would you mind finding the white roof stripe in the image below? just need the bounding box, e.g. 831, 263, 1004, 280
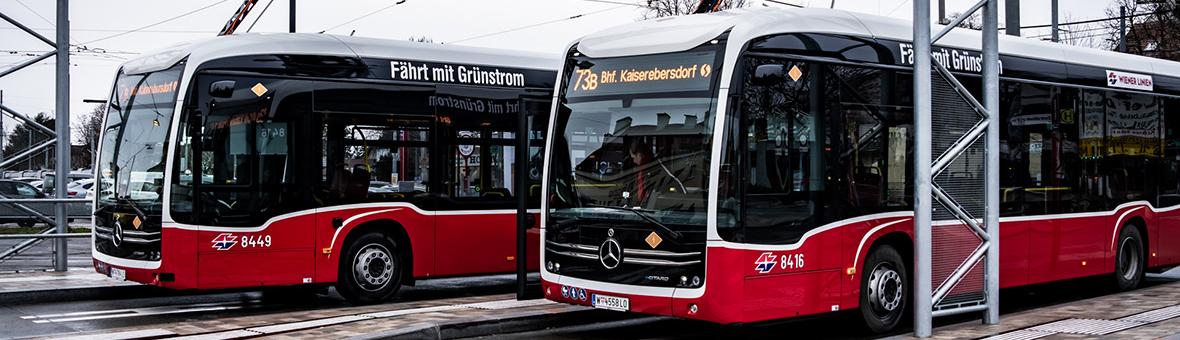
575, 7, 1178, 81
120, 33, 561, 75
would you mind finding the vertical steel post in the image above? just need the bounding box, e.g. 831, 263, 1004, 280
1004, 0, 1020, 36
982, 0, 1001, 325
1050, 0, 1059, 42
938, 0, 946, 24
1119, 6, 1127, 52
515, 104, 529, 300
913, 0, 933, 337
53, 0, 70, 272
289, 0, 296, 33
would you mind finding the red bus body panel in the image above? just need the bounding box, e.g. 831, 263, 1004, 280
543, 202, 1180, 324
94, 204, 540, 290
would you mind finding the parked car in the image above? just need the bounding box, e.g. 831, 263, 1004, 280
0, 179, 90, 227
369, 181, 396, 193
42, 171, 94, 195
65, 179, 96, 198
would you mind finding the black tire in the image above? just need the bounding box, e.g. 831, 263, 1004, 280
17, 221, 36, 228
336, 232, 404, 305
860, 244, 908, 334
1114, 226, 1146, 291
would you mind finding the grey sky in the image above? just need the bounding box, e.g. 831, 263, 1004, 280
0, 0, 1116, 139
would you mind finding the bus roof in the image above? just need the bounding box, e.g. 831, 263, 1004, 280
574, 7, 1180, 80
120, 33, 561, 75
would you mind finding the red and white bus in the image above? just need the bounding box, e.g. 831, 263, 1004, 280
541, 7, 1180, 332
92, 34, 556, 303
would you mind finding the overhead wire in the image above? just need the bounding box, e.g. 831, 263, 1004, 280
246, 0, 276, 33
13, 0, 84, 45
318, 0, 407, 34
78, 0, 230, 45
449, 5, 628, 44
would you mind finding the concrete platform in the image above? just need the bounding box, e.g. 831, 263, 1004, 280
899, 279, 1180, 339
0, 268, 147, 304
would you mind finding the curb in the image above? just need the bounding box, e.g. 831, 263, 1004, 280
349, 308, 632, 340
0, 284, 163, 304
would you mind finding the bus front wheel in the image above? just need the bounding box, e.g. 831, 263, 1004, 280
337, 232, 404, 305
859, 244, 908, 334
1114, 225, 1145, 291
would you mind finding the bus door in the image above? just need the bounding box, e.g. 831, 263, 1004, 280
311, 82, 437, 279
432, 87, 525, 276
185, 75, 319, 288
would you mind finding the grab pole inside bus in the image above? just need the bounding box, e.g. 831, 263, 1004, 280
515, 100, 529, 300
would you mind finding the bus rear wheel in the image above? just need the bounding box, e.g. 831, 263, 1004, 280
337, 232, 404, 305
860, 244, 908, 334
1114, 226, 1145, 291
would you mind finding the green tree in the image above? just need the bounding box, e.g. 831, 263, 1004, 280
2, 112, 54, 171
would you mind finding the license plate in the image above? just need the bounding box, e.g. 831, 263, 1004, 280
109, 267, 126, 281
591, 294, 629, 312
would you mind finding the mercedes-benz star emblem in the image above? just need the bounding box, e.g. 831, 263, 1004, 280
599, 238, 623, 269
112, 220, 125, 247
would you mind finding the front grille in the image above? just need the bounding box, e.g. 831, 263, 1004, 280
546, 241, 701, 267
94, 225, 161, 244
93, 207, 162, 261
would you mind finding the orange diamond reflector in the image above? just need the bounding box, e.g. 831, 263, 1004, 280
251, 83, 268, 97
132, 216, 142, 229
788, 65, 804, 82
645, 232, 663, 249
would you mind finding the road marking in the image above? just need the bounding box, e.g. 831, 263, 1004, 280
54, 328, 176, 340
21, 300, 262, 323
168, 298, 555, 339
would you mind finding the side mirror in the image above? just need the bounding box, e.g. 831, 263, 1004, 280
752, 64, 785, 87
209, 80, 236, 98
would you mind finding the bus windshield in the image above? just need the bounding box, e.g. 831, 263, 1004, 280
96, 62, 183, 213
548, 48, 720, 229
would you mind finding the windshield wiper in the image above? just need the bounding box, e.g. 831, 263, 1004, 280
117, 196, 148, 221
582, 203, 684, 240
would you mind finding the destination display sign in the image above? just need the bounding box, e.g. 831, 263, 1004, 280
365, 58, 553, 89
566, 51, 717, 97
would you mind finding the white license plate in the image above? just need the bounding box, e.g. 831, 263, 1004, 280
592, 294, 629, 312
109, 267, 126, 281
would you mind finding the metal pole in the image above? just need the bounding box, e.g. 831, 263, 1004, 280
938, 0, 946, 24
913, 0, 933, 337
1051, 0, 1059, 42
53, 0, 70, 272
289, 0, 296, 33
0, 90, 4, 164
1004, 0, 1020, 36
515, 103, 529, 300
1119, 6, 1128, 52
982, 0, 1001, 325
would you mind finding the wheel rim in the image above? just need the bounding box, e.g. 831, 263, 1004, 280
353, 244, 395, 292
1119, 236, 1141, 281
867, 263, 904, 319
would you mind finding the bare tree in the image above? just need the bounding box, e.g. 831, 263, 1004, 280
73, 104, 105, 169
945, 11, 982, 30
1057, 14, 1101, 49
1101, 0, 1180, 61
642, 0, 748, 19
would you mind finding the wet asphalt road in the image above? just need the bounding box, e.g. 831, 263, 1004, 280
0, 274, 526, 339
